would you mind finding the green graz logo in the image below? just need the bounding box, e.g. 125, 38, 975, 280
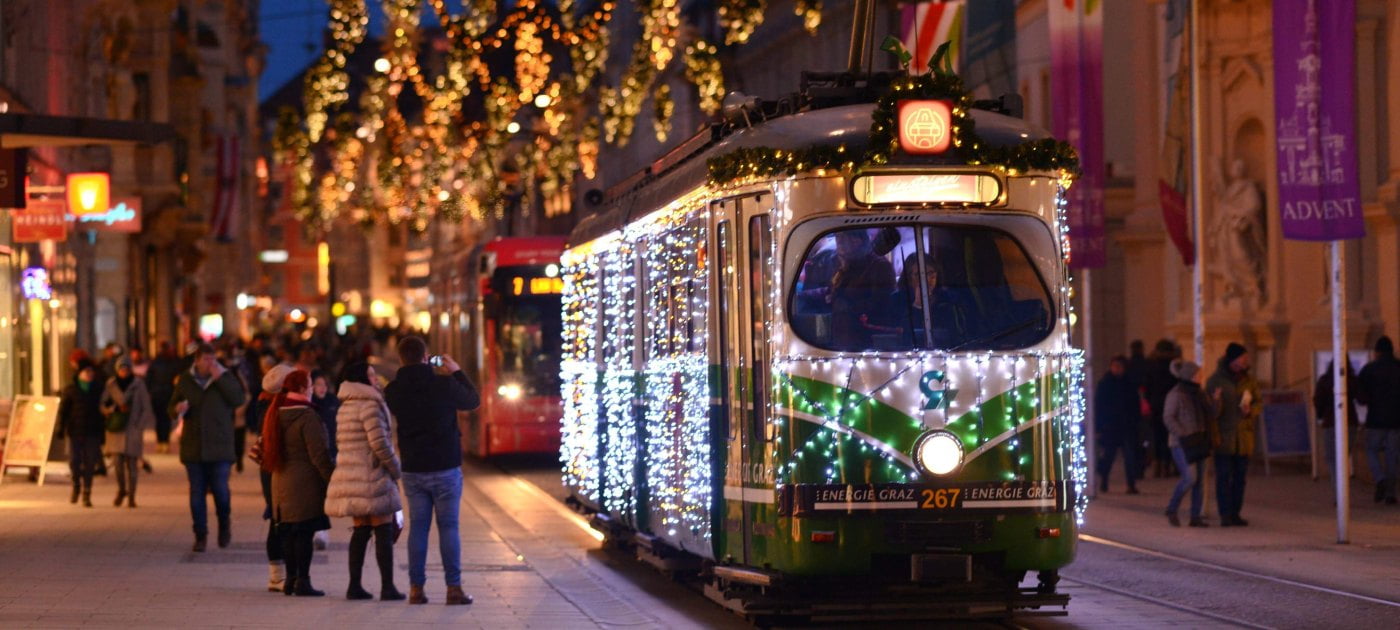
919, 370, 958, 411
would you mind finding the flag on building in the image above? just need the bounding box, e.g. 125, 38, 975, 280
1158, 0, 1194, 264
211, 135, 240, 243
901, 1, 965, 75
1272, 0, 1364, 241
960, 0, 1017, 99
1049, 0, 1105, 269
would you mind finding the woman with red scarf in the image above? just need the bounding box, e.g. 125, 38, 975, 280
261, 370, 335, 596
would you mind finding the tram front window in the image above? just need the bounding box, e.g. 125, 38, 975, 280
790, 223, 1054, 352
490, 264, 564, 398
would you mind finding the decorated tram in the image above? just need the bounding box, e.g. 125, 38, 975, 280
558, 68, 1087, 621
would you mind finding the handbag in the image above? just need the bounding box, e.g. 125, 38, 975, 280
105, 411, 129, 433
1179, 431, 1210, 463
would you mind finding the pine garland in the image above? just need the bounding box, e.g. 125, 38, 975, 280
707, 72, 1080, 186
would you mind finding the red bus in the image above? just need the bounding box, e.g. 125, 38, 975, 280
433, 236, 566, 457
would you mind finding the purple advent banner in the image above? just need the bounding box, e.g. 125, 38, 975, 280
1272, 0, 1365, 241
1049, 0, 1105, 268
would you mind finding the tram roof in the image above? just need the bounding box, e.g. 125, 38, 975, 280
569, 84, 1053, 248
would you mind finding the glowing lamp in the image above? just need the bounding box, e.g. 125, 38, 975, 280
896, 100, 953, 155
914, 431, 964, 476
66, 172, 110, 216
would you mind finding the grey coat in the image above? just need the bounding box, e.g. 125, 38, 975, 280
1162, 381, 1214, 448
100, 377, 155, 457
324, 382, 402, 518
270, 406, 335, 524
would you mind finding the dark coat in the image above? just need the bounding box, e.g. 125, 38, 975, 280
312, 393, 340, 463
384, 364, 480, 473
268, 405, 334, 524
1313, 368, 1359, 429
170, 369, 247, 464
1357, 355, 1400, 430
145, 355, 181, 400
1094, 372, 1139, 441
1144, 355, 1177, 420
58, 381, 106, 440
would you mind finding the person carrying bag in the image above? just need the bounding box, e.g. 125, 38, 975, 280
1163, 359, 1215, 527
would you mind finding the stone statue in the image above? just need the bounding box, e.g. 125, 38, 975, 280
1207, 158, 1267, 307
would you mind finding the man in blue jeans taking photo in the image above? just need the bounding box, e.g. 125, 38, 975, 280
384, 335, 480, 605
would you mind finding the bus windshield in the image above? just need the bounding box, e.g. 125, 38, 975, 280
789, 222, 1054, 352
491, 267, 564, 396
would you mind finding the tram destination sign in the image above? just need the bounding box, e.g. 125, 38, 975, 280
850, 172, 1002, 206
781, 480, 1072, 516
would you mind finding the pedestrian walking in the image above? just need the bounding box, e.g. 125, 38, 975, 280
384, 336, 480, 606
1162, 359, 1213, 527
58, 360, 105, 507
325, 361, 405, 601
100, 357, 155, 508
1095, 356, 1140, 494
1204, 342, 1260, 526
146, 342, 181, 453
1313, 359, 1359, 502
170, 344, 247, 551
1356, 336, 1400, 504
262, 370, 335, 597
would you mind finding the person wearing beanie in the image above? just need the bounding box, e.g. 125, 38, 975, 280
57, 360, 105, 507
253, 358, 296, 591
1204, 342, 1260, 526
1162, 359, 1213, 527
100, 357, 156, 507
1357, 336, 1400, 504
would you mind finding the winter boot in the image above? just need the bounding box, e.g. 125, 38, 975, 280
373, 523, 405, 601
444, 585, 472, 606
192, 535, 207, 552
293, 576, 325, 597
82, 489, 93, 508
114, 489, 126, 506
70, 484, 80, 504
346, 526, 373, 600
408, 585, 427, 605
267, 562, 286, 592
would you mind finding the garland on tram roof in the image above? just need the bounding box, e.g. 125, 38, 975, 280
706, 45, 1081, 187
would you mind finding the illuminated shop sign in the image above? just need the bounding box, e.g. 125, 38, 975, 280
66, 172, 110, 216
850, 173, 1001, 206
21, 267, 52, 300
71, 197, 142, 232
897, 100, 953, 155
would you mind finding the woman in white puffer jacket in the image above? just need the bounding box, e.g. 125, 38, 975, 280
325, 362, 405, 601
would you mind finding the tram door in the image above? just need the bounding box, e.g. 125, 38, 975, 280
715, 195, 771, 564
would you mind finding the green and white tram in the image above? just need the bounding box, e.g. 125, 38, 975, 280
559, 71, 1087, 620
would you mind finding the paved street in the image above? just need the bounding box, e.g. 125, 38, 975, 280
4, 450, 1398, 629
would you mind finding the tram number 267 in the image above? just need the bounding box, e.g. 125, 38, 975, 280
920, 488, 962, 510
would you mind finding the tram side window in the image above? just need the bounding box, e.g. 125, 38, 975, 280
790, 223, 1053, 352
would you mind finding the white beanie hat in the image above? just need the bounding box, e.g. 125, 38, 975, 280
261, 364, 295, 394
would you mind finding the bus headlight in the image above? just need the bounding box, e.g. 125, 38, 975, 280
914, 431, 964, 476
497, 384, 523, 401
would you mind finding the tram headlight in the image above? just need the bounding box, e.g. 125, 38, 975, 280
498, 383, 523, 401
914, 431, 964, 477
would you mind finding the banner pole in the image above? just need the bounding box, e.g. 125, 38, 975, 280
1083, 268, 1096, 499
1187, 0, 1212, 518
1330, 240, 1350, 544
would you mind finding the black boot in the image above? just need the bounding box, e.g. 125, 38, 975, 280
281, 529, 298, 595
82, 489, 93, 508
373, 523, 405, 601
346, 526, 373, 600
293, 532, 323, 596
71, 484, 81, 504
217, 517, 231, 549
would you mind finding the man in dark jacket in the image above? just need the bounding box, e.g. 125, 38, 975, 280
1357, 336, 1400, 504
1144, 340, 1180, 477
170, 344, 246, 551
384, 336, 480, 606
58, 360, 105, 507
1095, 356, 1140, 494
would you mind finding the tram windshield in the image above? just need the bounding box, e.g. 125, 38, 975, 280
790, 223, 1054, 352
490, 266, 564, 396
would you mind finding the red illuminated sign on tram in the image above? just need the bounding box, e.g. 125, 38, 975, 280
897, 100, 954, 155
